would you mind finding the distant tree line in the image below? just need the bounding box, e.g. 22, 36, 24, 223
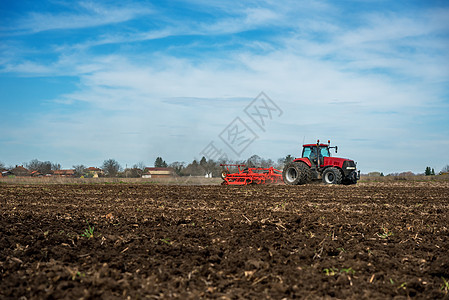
0, 155, 296, 178
1, 159, 449, 178
365, 165, 449, 177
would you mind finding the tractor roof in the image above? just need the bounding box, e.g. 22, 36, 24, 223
303, 144, 329, 147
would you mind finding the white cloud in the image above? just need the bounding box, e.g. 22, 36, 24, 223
281, 7, 449, 87
53, 28, 177, 52
2, 61, 54, 74
4, 44, 442, 172
8, 1, 153, 34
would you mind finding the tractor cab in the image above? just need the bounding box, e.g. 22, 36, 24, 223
302, 144, 330, 167
302, 141, 338, 168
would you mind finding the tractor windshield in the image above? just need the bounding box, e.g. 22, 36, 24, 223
302, 146, 330, 159
320, 147, 330, 157
302, 147, 312, 158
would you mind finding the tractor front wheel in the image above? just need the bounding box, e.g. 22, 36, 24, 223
282, 162, 311, 185
322, 167, 342, 184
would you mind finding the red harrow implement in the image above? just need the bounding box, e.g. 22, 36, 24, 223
220, 164, 284, 185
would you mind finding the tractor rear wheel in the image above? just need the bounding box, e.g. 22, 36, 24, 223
282, 162, 311, 185
322, 167, 342, 184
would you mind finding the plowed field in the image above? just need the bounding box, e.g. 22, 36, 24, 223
1, 182, 448, 299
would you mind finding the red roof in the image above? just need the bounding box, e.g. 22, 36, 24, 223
14, 165, 29, 171
11, 165, 30, 176
87, 167, 102, 171
53, 169, 75, 175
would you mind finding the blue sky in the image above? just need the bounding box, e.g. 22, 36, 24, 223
1, 0, 448, 173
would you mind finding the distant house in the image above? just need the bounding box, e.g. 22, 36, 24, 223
142, 167, 174, 178
52, 169, 75, 177
1, 170, 13, 177
86, 167, 103, 178
11, 165, 31, 177
30, 170, 43, 177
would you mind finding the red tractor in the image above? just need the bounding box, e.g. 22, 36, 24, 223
283, 140, 360, 185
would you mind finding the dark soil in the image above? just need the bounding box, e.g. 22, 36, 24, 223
1, 182, 448, 299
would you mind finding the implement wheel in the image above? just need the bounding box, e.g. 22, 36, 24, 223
221, 170, 229, 180
282, 162, 311, 185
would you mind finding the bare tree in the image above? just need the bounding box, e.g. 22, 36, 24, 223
122, 162, 146, 178
51, 163, 61, 170
182, 160, 202, 176
26, 159, 56, 174
441, 164, 449, 174
246, 155, 261, 167
123, 168, 138, 178
134, 161, 146, 171
123, 164, 141, 178
26, 159, 41, 171
102, 159, 122, 177
260, 158, 274, 168
276, 155, 294, 169
73, 165, 87, 177
0, 161, 5, 170
169, 161, 185, 176
199, 157, 216, 176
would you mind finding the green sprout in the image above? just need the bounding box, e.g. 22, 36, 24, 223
81, 221, 95, 238
441, 277, 449, 294
160, 238, 172, 245
340, 268, 355, 275
323, 268, 338, 276
324, 267, 355, 276
377, 226, 393, 239
397, 282, 407, 290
